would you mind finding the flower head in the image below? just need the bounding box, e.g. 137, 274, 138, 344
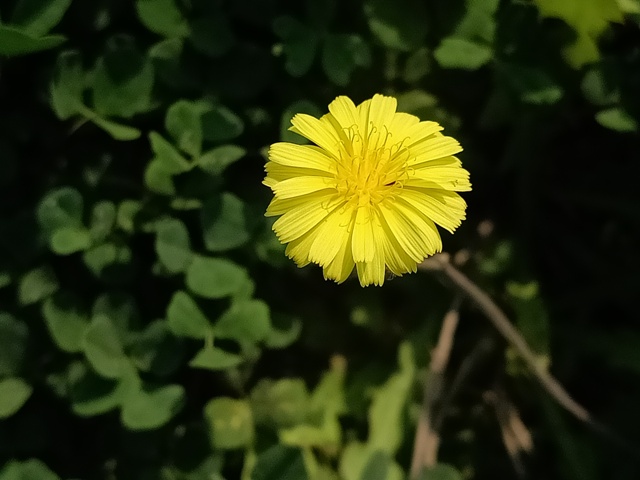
264, 94, 471, 286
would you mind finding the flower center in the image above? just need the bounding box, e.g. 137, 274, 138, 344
335, 126, 409, 207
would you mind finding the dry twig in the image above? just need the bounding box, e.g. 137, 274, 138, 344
409, 299, 461, 479
485, 389, 534, 478
420, 253, 639, 455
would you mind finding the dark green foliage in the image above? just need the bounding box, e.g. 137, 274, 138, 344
1, 0, 640, 479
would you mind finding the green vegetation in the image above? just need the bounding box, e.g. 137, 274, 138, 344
1, 0, 639, 479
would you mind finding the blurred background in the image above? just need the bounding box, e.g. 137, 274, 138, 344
1, 0, 639, 479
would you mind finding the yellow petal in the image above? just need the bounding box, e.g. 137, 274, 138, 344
408, 135, 463, 164
265, 162, 334, 184
328, 96, 359, 129
351, 206, 376, 263
290, 114, 342, 158
378, 200, 441, 261
377, 203, 423, 262
367, 94, 398, 128
355, 216, 386, 286
392, 200, 443, 253
272, 176, 336, 199
401, 188, 467, 233
323, 232, 355, 283
404, 121, 443, 146
407, 157, 472, 192
388, 112, 420, 140
272, 195, 342, 243
285, 227, 318, 267
358, 94, 398, 150
309, 205, 355, 267
266, 190, 334, 217
379, 222, 418, 277
269, 143, 337, 174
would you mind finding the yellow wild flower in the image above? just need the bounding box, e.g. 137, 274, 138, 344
264, 94, 471, 286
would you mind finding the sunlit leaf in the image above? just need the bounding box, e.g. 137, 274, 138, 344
0, 377, 32, 418
204, 397, 254, 449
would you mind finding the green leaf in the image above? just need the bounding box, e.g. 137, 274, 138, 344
145, 159, 176, 195
92, 36, 154, 118
82, 241, 132, 279
321, 34, 371, 86
202, 106, 244, 143
50, 226, 92, 254
368, 342, 415, 454
149, 131, 191, 173
279, 413, 341, 448
189, 14, 235, 57
82, 109, 142, 140
264, 314, 302, 349
165, 100, 208, 157
581, 66, 620, 106
197, 145, 246, 175
189, 346, 243, 371
250, 378, 309, 428
166, 290, 212, 339
186, 255, 249, 299
89, 201, 117, 242
42, 292, 89, 353
419, 464, 464, 480
506, 281, 550, 357
135, 0, 189, 38
82, 315, 129, 379
363, 0, 428, 51
280, 358, 346, 448
215, 300, 271, 343
11, 0, 72, 36
251, 445, 308, 480
359, 450, 393, 480
280, 100, 322, 144
18, 266, 59, 305
453, 0, 499, 43
0, 459, 60, 480
0, 313, 28, 376
69, 363, 128, 416
121, 383, 185, 430
117, 200, 142, 233
37, 187, 83, 236
129, 320, 184, 376
534, 0, 623, 68
339, 443, 403, 480
92, 292, 139, 339
0, 272, 11, 290
595, 107, 638, 132
403, 47, 431, 83
0, 25, 65, 56
434, 37, 492, 70
309, 357, 347, 417
204, 397, 254, 449
0, 377, 32, 418
155, 217, 192, 273
50, 50, 84, 119
67, 103, 141, 140
273, 16, 319, 76
501, 64, 563, 105
201, 193, 251, 252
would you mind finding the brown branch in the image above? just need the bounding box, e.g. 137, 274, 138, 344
433, 335, 495, 433
485, 389, 533, 478
420, 253, 590, 422
409, 299, 461, 480
420, 254, 640, 456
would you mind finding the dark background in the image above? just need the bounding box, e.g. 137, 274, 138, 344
1, 0, 639, 479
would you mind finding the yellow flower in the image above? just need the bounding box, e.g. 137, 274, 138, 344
264, 94, 471, 287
